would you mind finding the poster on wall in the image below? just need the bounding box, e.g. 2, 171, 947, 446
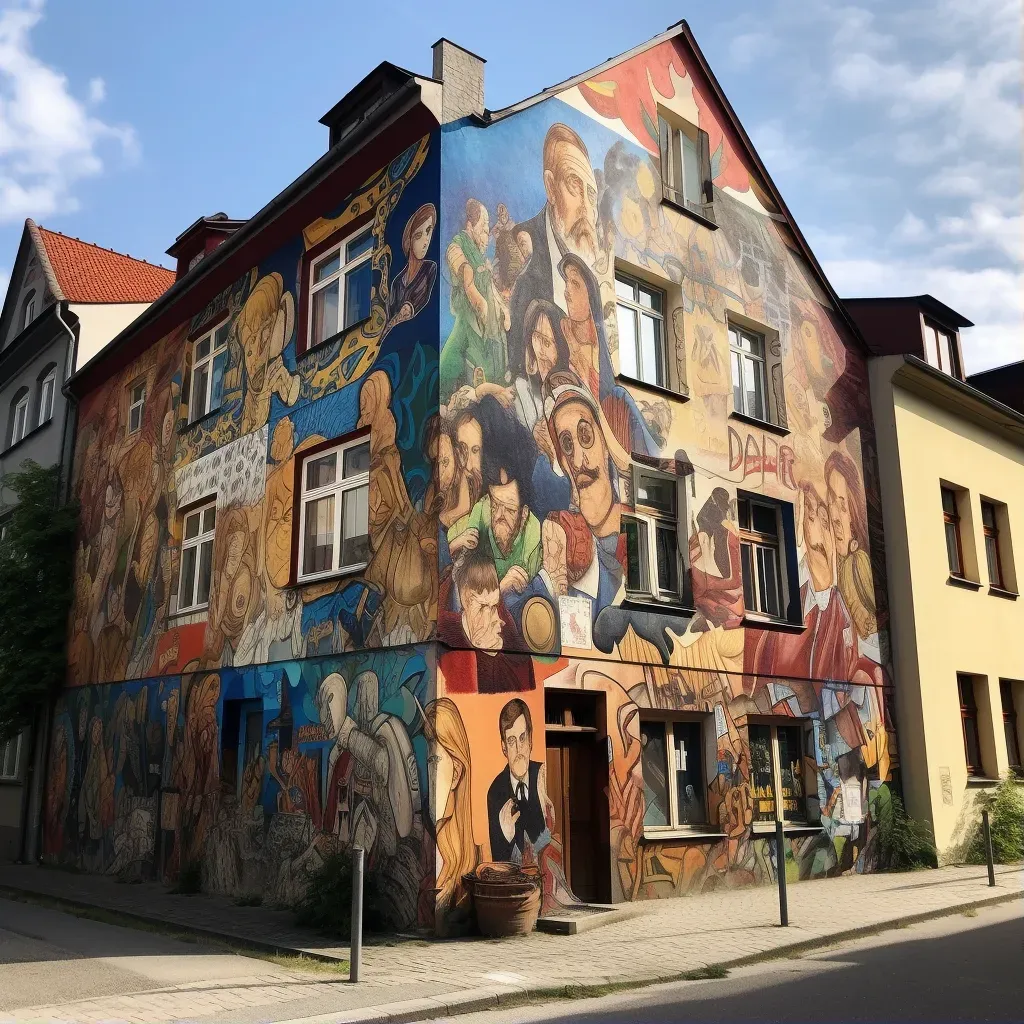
558, 595, 593, 650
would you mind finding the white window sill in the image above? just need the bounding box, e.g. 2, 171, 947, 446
752, 822, 821, 834
169, 605, 208, 625
642, 827, 724, 841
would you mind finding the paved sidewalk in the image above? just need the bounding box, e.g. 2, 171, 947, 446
0, 861, 1020, 1023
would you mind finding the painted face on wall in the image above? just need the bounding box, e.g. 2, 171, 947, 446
826, 467, 855, 558
802, 484, 835, 593
468, 208, 490, 253
562, 264, 591, 323
428, 739, 463, 827
489, 475, 523, 557
501, 713, 531, 782
545, 140, 599, 263
553, 399, 613, 532
528, 314, 559, 381
436, 432, 456, 494
461, 581, 502, 649
456, 416, 483, 481
410, 216, 435, 261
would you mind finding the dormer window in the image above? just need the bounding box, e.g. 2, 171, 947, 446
924, 322, 959, 378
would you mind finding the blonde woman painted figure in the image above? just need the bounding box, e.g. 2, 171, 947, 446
423, 698, 477, 934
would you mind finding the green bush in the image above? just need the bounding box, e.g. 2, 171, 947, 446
293, 852, 389, 937
969, 778, 1024, 865
873, 787, 937, 871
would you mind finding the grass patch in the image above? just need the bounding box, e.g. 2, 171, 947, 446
259, 951, 349, 975
962, 907, 979, 918
680, 964, 730, 981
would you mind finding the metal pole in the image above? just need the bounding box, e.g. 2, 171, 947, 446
775, 819, 789, 927
349, 846, 364, 983
981, 810, 996, 887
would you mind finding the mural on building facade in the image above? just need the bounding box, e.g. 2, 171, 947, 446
433, 36, 895, 916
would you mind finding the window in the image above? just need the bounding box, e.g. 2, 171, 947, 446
658, 114, 714, 222
220, 699, 263, 797
749, 722, 808, 824
307, 228, 374, 351
924, 323, 959, 377
730, 324, 768, 422
942, 487, 964, 578
640, 718, 708, 828
190, 321, 230, 422
615, 273, 667, 388
1000, 681, 1022, 777
958, 674, 984, 777
738, 496, 784, 619
37, 368, 56, 427
11, 390, 30, 446
298, 437, 370, 581
624, 469, 681, 602
21, 291, 36, 330
128, 381, 146, 435
981, 500, 1004, 589
0, 732, 21, 780
177, 500, 216, 612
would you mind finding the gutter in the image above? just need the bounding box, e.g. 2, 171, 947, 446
67, 76, 429, 397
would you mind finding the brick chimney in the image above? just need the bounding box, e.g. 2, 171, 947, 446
431, 38, 485, 123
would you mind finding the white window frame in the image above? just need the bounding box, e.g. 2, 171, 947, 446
190, 321, 230, 422
639, 716, 710, 831
11, 392, 30, 445
22, 292, 36, 330
738, 495, 787, 620
0, 731, 22, 780
306, 226, 374, 351
924, 321, 958, 377
729, 323, 768, 422
177, 499, 217, 612
297, 436, 371, 583
624, 466, 682, 603
615, 272, 667, 388
128, 381, 146, 435
38, 369, 56, 427
749, 720, 810, 827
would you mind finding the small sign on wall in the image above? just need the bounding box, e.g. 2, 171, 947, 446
940, 766, 954, 805
558, 595, 592, 650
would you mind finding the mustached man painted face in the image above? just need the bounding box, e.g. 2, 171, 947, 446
552, 398, 616, 537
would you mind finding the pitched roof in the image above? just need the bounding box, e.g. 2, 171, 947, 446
34, 225, 176, 304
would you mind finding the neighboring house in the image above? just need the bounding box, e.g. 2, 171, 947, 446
0, 220, 174, 861
48, 24, 897, 929
967, 360, 1024, 416
850, 296, 1024, 860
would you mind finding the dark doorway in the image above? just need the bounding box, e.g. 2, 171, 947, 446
544, 690, 610, 904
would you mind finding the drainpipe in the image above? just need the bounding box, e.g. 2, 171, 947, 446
18, 301, 78, 864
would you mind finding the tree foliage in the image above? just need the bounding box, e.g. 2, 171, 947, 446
968, 778, 1024, 865
0, 460, 78, 741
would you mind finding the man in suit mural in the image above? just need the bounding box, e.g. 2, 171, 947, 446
486, 698, 550, 861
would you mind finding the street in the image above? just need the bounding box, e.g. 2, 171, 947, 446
424, 900, 1024, 1024
0, 893, 1020, 1022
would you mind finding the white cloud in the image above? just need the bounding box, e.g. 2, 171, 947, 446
892, 211, 929, 244
0, 0, 136, 224
729, 31, 777, 67
88, 76, 105, 103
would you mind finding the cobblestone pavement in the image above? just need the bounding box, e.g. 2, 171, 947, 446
0, 862, 1020, 1022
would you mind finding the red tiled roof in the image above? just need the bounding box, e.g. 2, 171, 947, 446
36, 226, 176, 304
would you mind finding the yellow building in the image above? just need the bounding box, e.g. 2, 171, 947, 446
850, 296, 1024, 858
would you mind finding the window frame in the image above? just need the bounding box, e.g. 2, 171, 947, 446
748, 720, 811, 826
658, 112, 716, 226
296, 434, 371, 584
729, 323, 769, 423
0, 731, 22, 780
304, 225, 374, 354
738, 495, 786, 621
37, 368, 56, 427
177, 498, 217, 613
639, 715, 712, 832
942, 486, 965, 579
127, 380, 146, 436
999, 680, 1022, 776
11, 391, 30, 446
623, 466, 683, 604
923, 320, 960, 378
980, 500, 1004, 590
21, 291, 36, 330
189, 321, 230, 424
614, 272, 668, 389
957, 674, 985, 778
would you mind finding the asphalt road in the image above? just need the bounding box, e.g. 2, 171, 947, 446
427, 899, 1024, 1024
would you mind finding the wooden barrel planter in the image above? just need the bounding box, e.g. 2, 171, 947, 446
463, 862, 541, 938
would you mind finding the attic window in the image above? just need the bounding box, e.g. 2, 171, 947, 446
21, 291, 37, 330
659, 113, 716, 227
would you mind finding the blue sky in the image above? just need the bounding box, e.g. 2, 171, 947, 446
0, 0, 1019, 371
